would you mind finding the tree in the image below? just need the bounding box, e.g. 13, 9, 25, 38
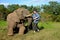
27, 5, 33, 13
20, 5, 27, 9
33, 6, 41, 12
42, 1, 60, 15
0, 5, 5, 13
0, 5, 7, 20
42, 1, 60, 22
7, 4, 20, 13
27, 5, 41, 13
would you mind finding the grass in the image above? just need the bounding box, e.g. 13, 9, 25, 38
0, 20, 60, 40
0, 20, 7, 30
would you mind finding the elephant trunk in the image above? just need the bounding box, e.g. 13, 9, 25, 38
27, 17, 32, 29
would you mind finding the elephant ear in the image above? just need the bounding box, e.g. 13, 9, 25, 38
15, 8, 25, 19
22, 9, 31, 17
15, 8, 30, 18
14, 8, 31, 19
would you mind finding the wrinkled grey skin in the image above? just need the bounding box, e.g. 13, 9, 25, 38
7, 8, 32, 36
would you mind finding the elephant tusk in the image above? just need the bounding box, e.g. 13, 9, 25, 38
26, 14, 32, 17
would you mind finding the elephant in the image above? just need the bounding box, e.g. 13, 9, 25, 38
7, 8, 32, 36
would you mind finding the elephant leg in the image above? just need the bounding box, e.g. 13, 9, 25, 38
18, 23, 25, 35
7, 22, 15, 36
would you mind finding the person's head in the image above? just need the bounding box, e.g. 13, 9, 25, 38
33, 10, 37, 14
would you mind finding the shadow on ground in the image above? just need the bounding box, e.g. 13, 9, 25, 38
13, 26, 32, 34
39, 26, 44, 30
13, 25, 44, 35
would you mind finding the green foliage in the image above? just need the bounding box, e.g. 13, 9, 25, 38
42, 1, 60, 15
20, 5, 27, 9
7, 4, 20, 13
0, 5, 5, 13
0, 5, 8, 20
27, 5, 33, 13
42, 1, 60, 22
27, 6, 41, 13
0, 4, 41, 20
52, 15, 60, 22
0, 1, 60, 22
